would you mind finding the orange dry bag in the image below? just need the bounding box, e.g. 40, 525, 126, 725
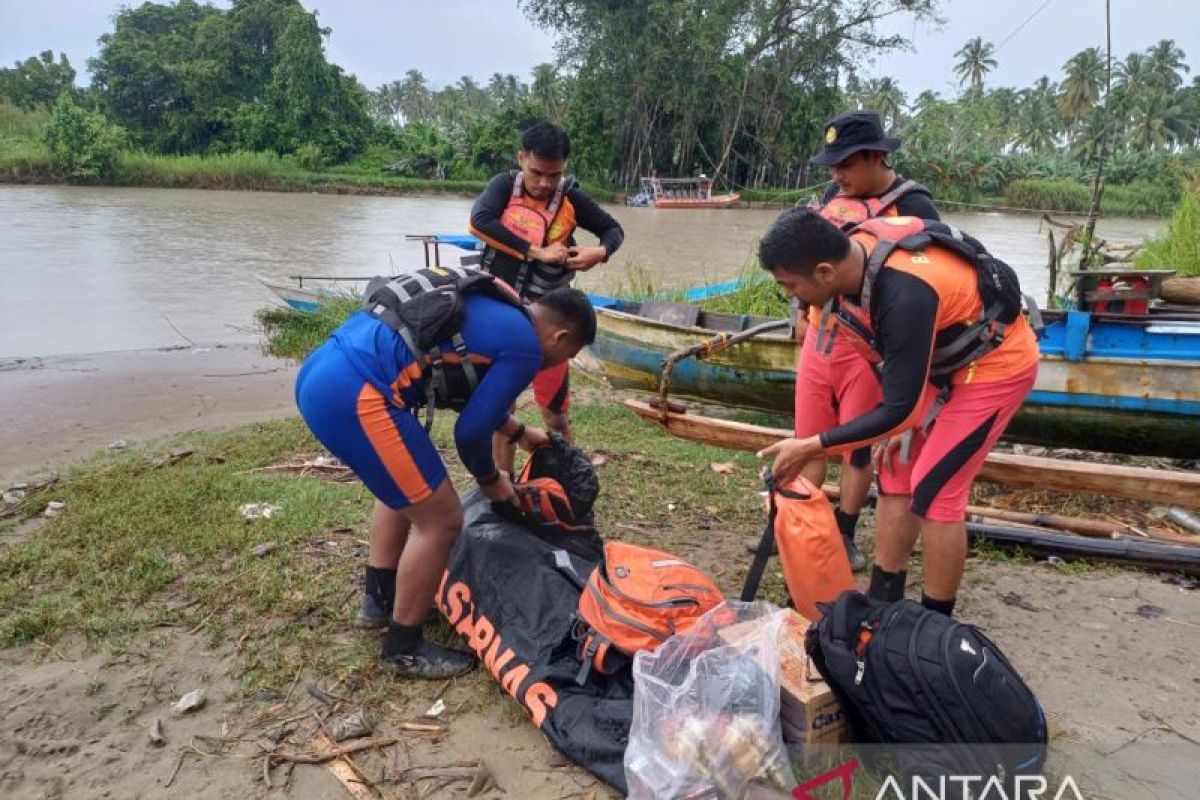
741, 473, 855, 621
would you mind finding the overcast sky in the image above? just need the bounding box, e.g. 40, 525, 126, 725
2, 0, 1197, 99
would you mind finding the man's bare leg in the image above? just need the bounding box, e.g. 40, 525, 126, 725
867, 494, 919, 602
368, 499, 410, 568
541, 407, 572, 442
915, 518, 967, 616
492, 430, 517, 476
391, 480, 462, 625
380, 479, 475, 679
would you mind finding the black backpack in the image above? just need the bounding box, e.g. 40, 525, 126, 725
806, 591, 1047, 782
843, 218, 1042, 382
363, 265, 528, 427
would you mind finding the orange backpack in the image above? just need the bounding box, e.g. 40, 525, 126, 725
742, 474, 855, 622
574, 541, 724, 682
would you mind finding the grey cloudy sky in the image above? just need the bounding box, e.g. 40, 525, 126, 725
1, 0, 1197, 98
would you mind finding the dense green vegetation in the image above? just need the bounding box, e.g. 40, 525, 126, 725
0, 0, 1197, 213
1138, 178, 1200, 276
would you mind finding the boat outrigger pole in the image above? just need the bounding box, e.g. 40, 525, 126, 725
657, 318, 793, 421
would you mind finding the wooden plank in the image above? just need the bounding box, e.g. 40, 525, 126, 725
1163, 277, 1200, 306
314, 731, 377, 800
817, 482, 1124, 539
623, 399, 1200, 509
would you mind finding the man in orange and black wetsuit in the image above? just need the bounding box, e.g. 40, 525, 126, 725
469, 121, 624, 471
799, 111, 941, 571
758, 209, 1039, 617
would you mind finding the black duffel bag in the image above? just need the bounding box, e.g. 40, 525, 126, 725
806, 591, 1047, 783
436, 492, 633, 792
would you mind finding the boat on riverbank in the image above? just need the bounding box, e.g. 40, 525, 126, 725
632, 177, 740, 209
256, 231, 746, 312
589, 299, 1200, 460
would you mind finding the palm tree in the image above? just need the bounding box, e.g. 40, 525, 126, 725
1069, 107, 1109, 161
455, 75, 490, 118
369, 81, 404, 125
1127, 87, 1188, 150
1111, 53, 1151, 144
1015, 77, 1060, 152
1180, 75, 1200, 148
398, 69, 432, 124
1059, 47, 1106, 128
1116, 52, 1149, 90
531, 63, 561, 117
843, 73, 866, 109
487, 73, 508, 106
864, 77, 905, 129
1145, 39, 1188, 92
985, 87, 1020, 149
486, 73, 526, 108
912, 89, 941, 117
953, 37, 997, 96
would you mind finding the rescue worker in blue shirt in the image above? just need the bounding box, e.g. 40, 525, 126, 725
296, 275, 597, 679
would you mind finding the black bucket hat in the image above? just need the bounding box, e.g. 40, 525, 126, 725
809, 111, 902, 166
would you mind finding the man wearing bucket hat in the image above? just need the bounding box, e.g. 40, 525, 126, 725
791, 111, 940, 572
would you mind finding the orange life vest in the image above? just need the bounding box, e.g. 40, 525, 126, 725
814, 178, 930, 229
482, 172, 578, 298
803, 179, 931, 328
829, 217, 1038, 385
500, 171, 574, 249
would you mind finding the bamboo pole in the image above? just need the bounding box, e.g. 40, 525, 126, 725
624, 399, 1200, 509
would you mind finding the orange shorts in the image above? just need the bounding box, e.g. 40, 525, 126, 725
532, 360, 570, 414
878, 363, 1038, 522
794, 324, 881, 468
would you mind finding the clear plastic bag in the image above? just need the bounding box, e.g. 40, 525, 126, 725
623, 601, 796, 799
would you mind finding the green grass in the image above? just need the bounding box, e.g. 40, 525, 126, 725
111, 149, 302, 189
0, 106, 498, 196
1137, 177, 1200, 277
0, 399, 774, 691
1005, 177, 1179, 217
0, 101, 48, 140
256, 295, 361, 360
0, 107, 616, 200
699, 267, 790, 317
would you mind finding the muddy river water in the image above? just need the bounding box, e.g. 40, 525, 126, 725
0, 184, 1164, 358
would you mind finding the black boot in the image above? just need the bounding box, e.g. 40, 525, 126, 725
380, 622, 475, 680
921, 593, 957, 618
834, 508, 866, 572
356, 566, 396, 629
868, 566, 907, 602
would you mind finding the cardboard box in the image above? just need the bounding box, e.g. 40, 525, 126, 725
720, 610, 848, 747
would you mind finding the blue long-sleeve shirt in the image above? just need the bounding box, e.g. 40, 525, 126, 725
330, 294, 542, 479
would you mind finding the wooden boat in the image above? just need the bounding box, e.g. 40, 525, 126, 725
256, 277, 332, 312
255, 233, 484, 312
622, 399, 1200, 509
589, 300, 1200, 459
256, 231, 747, 313
637, 177, 740, 209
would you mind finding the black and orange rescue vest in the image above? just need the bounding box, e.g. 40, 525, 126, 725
815, 178, 931, 230
828, 217, 1039, 385
802, 178, 932, 329
363, 264, 528, 428
481, 171, 578, 299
